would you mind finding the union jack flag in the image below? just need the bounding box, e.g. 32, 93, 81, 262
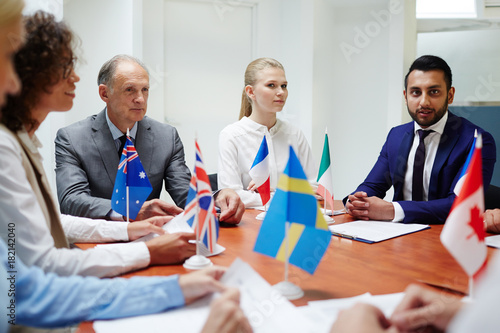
111, 136, 152, 220
184, 140, 219, 254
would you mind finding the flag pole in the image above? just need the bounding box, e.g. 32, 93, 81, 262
272, 223, 304, 300
284, 222, 290, 283
469, 276, 474, 299
324, 127, 328, 215
324, 185, 328, 213
195, 190, 200, 257
126, 187, 129, 223
126, 128, 130, 223
195, 132, 200, 257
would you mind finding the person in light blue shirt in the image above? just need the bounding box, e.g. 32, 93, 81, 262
0, 238, 207, 329
1, 238, 253, 332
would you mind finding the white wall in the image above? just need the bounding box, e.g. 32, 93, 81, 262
23, 0, 64, 195
64, 0, 136, 125
32, 0, 417, 203
418, 28, 500, 104
312, 0, 416, 198
25, 0, 138, 194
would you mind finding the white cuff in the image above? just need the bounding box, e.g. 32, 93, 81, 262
391, 202, 405, 222
108, 209, 125, 221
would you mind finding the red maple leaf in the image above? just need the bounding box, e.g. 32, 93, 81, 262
467, 206, 485, 242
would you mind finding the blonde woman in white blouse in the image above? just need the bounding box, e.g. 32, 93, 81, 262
218, 58, 317, 208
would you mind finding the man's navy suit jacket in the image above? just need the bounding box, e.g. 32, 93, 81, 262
353, 111, 496, 224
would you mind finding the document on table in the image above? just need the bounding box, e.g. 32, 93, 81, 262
486, 234, 500, 248
93, 258, 318, 333
304, 292, 405, 324
96, 212, 225, 257
329, 221, 430, 243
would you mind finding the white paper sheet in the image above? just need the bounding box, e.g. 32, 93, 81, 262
486, 234, 500, 248
94, 258, 317, 333
93, 257, 407, 333
329, 221, 430, 243
307, 292, 405, 322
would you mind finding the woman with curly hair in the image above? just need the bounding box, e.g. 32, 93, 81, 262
0, 10, 201, 278
1, 9, 78, 134
0, 8, 252, 332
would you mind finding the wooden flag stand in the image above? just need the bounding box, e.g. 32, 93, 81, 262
272, 222, 304, 300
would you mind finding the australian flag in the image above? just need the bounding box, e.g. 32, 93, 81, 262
184, 140, 219, 254
111, 136, 152, 220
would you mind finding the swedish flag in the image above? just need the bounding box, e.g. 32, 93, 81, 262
253, 146, 331, 274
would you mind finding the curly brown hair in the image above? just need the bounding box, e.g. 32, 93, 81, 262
0, 10, 77, 132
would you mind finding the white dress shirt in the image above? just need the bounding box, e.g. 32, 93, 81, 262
218, 117, 317, 208
0, 128, 150, 277
392, 111, 448, 221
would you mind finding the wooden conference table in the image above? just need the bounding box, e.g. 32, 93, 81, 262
77, 201, 498, 332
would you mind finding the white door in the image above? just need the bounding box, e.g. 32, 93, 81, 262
163, 0, 257, 173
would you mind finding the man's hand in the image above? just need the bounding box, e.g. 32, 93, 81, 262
201, 288, 253, 333
390, 284, 463, 332
127, 216, 172, 241
247, 180, 258, 192
178, 266, 227, 304
135, 199, 183, 221
346, 191, 395, 221
145, 232, 196, 265
330, 303, 398, 333
215, 189, 245, 225
484, 208, 500, 233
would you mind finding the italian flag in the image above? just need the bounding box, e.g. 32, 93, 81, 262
316, 132, 334, 211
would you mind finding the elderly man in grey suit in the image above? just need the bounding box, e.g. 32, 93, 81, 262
55, 54, 244, 223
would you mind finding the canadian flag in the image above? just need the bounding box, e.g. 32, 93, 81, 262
249, 135, 271, 206
441, 134, 487, 278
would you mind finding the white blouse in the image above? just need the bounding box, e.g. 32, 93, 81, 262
0, 128, 150, 277
218, 117, 317, 208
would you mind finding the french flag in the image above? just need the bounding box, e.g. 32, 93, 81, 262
249, 135, 271, 206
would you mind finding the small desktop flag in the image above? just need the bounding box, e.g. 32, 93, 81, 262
249, 135, 271, 206
441, 134, 487, 279
254, 146, 331, 274
111, 136, 152, 220
454, 129, 477, 195
184, 140, 219, 254
316, 130, 334, 210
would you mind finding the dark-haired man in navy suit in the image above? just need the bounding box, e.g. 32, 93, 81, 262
345, 55, 496, 224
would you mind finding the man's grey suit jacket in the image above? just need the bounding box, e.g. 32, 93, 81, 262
55, 109, 191, 219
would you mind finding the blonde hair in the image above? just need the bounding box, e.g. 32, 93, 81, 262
0, 0, 24, 27
239, 57, 285, 119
